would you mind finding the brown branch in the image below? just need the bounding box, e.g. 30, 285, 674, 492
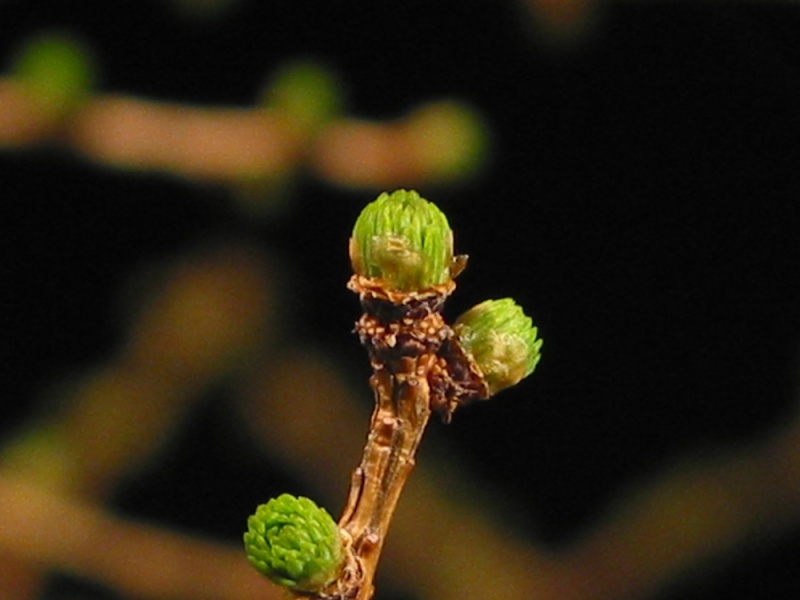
0, 475, 281, 600
0, 78, 484, 191
333, 357, 436, 599
315, 277, 460, 600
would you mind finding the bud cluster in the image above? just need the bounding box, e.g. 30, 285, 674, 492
350, 189, 543, 401
245, 190, 544, 599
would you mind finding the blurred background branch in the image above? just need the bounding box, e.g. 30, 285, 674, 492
2, 1, 800, 599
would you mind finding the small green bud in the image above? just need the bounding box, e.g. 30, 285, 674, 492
244, 494, 343, 592
454, 298, 542, 395
261, 59, 344, 133
409, 101, 489, 183
350, 189, 454, 291
11, 32, 95, 117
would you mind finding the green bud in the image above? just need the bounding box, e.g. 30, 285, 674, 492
453, 298, 542, 395
350, 189, 454, 291
409, 101, 489, 183
12, 32, 95, 117
261, 59, 344, 133
244, 494, 343, 592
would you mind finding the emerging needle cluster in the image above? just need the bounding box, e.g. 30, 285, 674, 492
245, 189, 542, 599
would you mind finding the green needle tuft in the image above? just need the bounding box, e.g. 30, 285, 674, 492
454, 298, 543, 395
244, 494, 343, 592
350, 189, 454, 292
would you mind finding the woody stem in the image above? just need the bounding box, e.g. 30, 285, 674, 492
337, 355, 434, 600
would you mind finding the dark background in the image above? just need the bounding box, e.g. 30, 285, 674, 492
3, 2, 800, 599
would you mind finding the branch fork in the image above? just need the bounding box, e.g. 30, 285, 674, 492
243, 190, 542, 600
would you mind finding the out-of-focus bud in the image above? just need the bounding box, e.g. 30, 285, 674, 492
261, 59, 344, 134
12, 32, 95, 118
